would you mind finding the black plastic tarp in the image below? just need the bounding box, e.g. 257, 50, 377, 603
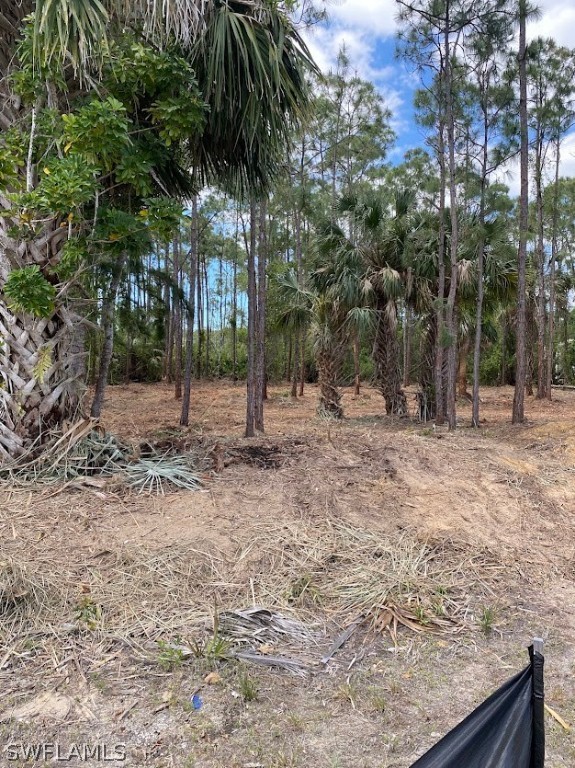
410, 646, 545, 768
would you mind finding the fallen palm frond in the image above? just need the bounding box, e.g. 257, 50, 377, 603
122, 455, 202, 494
0, 419, 202, 494
219, 606, 319, 646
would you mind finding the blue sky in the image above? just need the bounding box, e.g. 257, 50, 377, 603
302, 0, 575, 194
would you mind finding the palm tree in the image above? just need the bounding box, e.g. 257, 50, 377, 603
0, 1, 314, 459
276, 234, 372, 419
337, 191, 413, 416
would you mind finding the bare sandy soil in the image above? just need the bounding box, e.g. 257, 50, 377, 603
1, 382, 574, 767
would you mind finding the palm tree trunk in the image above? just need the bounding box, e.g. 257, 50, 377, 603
374, 299, 407, 416
402, 305, 411, 387
317, 341, 343, 418
0, 182, 86, 459
419, 313, 437, 421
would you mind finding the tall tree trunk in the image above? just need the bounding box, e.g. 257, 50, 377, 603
435, 119, 447, 425
232, 215, 238, 384
174, 233, 183, 400
91, 255, 127, 418
546, 138, 560, 398
255, 199, 267, 431
203, 255, 210, 377
512, 0, 529, 424
245, 199, 258, 437
195, 247, 203, 379
444, 16, 460, 431
535, 131, 547, 399
472, 109, 489, 427
180, 196, 198, 427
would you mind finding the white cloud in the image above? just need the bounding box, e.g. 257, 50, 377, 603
329, 0, 398, 38
529, 0, 575, 48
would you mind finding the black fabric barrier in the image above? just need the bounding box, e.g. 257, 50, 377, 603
410, 647, 545, 767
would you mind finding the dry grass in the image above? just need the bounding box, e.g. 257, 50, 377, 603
1, 383, 574, 767
0, 516, 504, 679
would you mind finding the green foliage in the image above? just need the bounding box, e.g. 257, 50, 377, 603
157, 640, 186, 670
18, 153, 98, 217
10, 16, 67, 102
75, 596, 102, 630
61, 97, 130, 169
238, 669, 259, 702
54, 238, 89, 280
0, 129, 26, 189
138, 198, 183, 242
4, 266, 56, 317
478, 606, 496, 635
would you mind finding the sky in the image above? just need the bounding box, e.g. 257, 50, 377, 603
301, 0, 575, 194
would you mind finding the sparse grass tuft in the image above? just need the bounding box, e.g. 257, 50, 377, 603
239, 669, 259, 702
478, 606, 496, 635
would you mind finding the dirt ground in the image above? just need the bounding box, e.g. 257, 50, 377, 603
1, 381, 574, 767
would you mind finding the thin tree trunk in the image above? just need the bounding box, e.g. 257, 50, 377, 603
232, 216, 238, 384
196, 247, 203, 379
174, 232, 183, 400
91, 255, 127, 418
546, 138, 560, 398
535, 130, 547, 399
245, 198, 258, 437
457, 334, 471, 399
472, 106, 489, 426
499, 313, 508, 386
180, 196, 198, 427
435, 120, 447, 425
291, 334, 299, 398
284, 335, 291, 382
255, 199, 267, 431
512, 0, 529, 424
353, 332, 361, 395
203, 255, 210, 377
444, 15, 460, 431
299, 339, 305, 397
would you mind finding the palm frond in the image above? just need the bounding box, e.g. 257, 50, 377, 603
344, 306, 377, 335
373, 266, 403, 300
